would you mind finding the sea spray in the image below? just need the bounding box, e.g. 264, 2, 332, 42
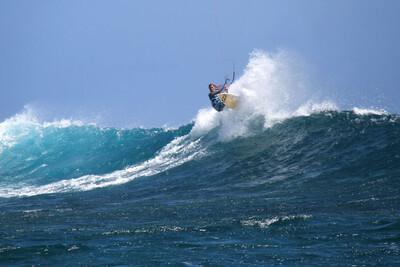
192, 50, 337, 140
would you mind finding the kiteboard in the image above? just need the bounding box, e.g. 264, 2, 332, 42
218, 93, 238, 109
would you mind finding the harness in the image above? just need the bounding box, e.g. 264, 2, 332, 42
209, 93, 225, 112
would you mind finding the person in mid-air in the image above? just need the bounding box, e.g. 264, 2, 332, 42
208, 82, 230, 112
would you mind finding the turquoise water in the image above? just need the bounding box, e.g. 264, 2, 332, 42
0, 111, 399, 266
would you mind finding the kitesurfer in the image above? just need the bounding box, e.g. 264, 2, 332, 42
208, 82, 230, 112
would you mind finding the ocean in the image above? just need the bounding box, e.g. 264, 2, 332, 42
1, 51, 399, 266
0, 109, 399, 266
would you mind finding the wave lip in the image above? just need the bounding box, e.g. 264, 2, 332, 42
0, 108, 85, 153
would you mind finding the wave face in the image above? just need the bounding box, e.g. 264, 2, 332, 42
1, 51, 399, 265
0, 113, 192, 196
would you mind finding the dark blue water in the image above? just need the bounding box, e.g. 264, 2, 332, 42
1, 111, 399, 266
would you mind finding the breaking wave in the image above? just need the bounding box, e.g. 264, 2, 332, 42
1, 51, 398, 198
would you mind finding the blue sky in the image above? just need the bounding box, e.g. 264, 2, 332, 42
1, 0, 399, 127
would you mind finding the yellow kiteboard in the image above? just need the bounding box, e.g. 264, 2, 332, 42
218, 93, 238, 109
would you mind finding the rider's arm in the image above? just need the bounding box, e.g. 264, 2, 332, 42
223, 83, 230, 92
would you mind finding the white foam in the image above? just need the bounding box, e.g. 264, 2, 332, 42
294, 101, 338, 116
0, 105, 208, 198
0, 134, 206, 198
0, 106, 87, 154
192, 50, 337, 141
241, 214, 312, 228
190, 108, 220, 137
352, 107, 388, 116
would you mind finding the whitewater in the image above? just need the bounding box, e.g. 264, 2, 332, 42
0, 51, 399, 266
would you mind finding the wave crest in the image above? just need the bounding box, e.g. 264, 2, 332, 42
192, 50, 337, 140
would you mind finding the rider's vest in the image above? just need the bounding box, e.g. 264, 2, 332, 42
209, 93, 225, 112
